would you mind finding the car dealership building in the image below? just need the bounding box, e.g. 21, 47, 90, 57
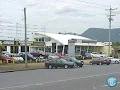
0, 32, 112, 56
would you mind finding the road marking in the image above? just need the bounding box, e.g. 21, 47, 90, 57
0, 72, 120, 90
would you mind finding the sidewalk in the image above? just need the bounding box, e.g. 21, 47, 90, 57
0, 63, 45, 73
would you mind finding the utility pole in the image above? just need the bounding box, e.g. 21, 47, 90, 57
106, 6, 117, 56
41, 25, 46, 52
13, 23, 18, 54
24, 8, 28, 67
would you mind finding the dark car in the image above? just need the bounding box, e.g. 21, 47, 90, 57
30, 52, 48, 59
89, 57, 111, 65
19, 53, 36, 62
65, 57, 84, 67
45, 58, 74, 69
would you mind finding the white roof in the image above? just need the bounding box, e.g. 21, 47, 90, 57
35, 32, 96, 45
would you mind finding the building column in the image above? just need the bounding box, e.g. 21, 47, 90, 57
51, 46, 52, 53
62, 45, 65, 55
87, 46, 89, 52
7, 46, 10, 53
56, 44, 58, 53
43, 46, 45, 52
18, 46, 21, 53
93, 46, 96, 52
80, 46, 81, 55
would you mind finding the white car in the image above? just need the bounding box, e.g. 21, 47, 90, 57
107, 57, 120, 64
13, 56, 24, 63
91, 52, 106, 58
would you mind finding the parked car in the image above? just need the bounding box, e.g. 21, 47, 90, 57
65, 57, 83, 67
0, 55, 13, 63
84, 52, 92, 59
48, 54, 59, 59
89, 57, 111, 65
107, 57, 120, 64
12, 56, 24, 63
91, 52, 106, 58
19, 53, 36, 62
45, 58, 74, 69
30, 52, 48, 59
1, 51, 10, 55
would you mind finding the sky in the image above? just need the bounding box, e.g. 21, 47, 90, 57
0, 0, 120, 40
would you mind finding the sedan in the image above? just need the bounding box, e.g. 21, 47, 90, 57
19, 53, 36, 62
45, 58, 74, 69
12, 56, 24, 63
89, 57, 111, 65
0, 55, 14, 63
65, 57, 83, 67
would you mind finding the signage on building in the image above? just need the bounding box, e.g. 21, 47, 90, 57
68, 39, 77, 43
31, 41, 45, 46
19, 41, 32, 46
2, 40, 14, 45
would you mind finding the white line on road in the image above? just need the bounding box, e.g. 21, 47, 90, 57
0, 72, 120, 90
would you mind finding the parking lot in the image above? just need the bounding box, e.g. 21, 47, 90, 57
0, 64, 120, 90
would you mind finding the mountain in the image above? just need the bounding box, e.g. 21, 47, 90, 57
81, 28, 120, 42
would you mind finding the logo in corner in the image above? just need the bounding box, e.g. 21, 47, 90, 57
107, 76, 118, 87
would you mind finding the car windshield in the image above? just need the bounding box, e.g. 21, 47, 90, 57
60, 59, 67, 62
68, 58, 77, 62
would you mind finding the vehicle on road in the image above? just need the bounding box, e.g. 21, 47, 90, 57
65, 57, 83, 67
89, 57, 111, 65
45, 58, 74, 69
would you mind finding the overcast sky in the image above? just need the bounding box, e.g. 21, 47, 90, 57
0, 0, 120, 40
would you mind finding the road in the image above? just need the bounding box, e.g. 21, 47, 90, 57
0, 64, 120, 90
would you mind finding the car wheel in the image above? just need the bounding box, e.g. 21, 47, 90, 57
48, 65, 52, 69
79, 65, 83, 68
54, 66, 57, 69
64, 65, 68, 69
100, 62, 103, 65
115, 61, 119, 64
74, 63, 77, 68
89, 62, 93, 65
97, 63, 100, 65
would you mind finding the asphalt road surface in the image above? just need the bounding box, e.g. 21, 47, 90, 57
0, 64, 120, 90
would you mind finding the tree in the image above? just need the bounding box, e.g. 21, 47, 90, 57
0, 44, 5, 55
112, 42, 120, 58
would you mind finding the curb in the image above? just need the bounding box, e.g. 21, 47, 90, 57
0, 70, 15, 73
0, 67, 46, 73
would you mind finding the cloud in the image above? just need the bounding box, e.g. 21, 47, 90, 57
55, 6, 95, 17
56, 7, 77, 14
